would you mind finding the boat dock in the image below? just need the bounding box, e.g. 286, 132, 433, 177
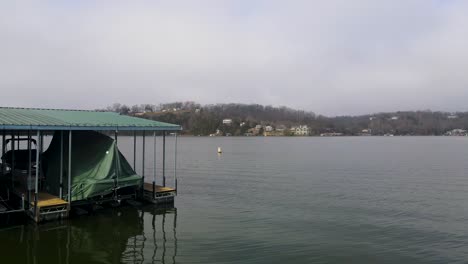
0, 107, 181, 223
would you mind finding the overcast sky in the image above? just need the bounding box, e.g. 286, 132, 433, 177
1, 1, 468, 116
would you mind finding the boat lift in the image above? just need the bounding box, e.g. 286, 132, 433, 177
0, 134, 36, 216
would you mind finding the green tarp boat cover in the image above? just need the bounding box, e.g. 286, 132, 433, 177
43, 131, 141, 201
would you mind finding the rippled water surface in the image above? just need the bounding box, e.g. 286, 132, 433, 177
2, 136, 468, 263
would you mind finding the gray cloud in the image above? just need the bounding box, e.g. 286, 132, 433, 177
1, 0, 468, 116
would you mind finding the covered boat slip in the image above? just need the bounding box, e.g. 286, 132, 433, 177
0, 107, 181, 222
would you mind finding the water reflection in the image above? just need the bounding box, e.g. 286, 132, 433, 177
122, 206, 178, 264
0, 204, 178, 264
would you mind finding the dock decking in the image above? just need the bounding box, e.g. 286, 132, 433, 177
32, 192, 68, 222
143, 183, 176, 204
33, 192, 68, 208
12, 187, 68, 222
143, 183, 176, 193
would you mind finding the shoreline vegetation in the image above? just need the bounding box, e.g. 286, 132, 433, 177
100, 102, 468, 137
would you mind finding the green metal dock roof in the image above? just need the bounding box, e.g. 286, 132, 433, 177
0, 107, 181, 131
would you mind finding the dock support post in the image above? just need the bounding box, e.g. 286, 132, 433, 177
59, 131, 63, 199
2, 129, 6, 176
174, 133, 178, 193
28, 130, 31, 205
11, 133, 15, 187
1, 130, 5, 177
163, 131, 166, 187
153, 131, 156, 198
114, 130, 119, 197
133, 131, 136, 171
40, 133, 44, 156
142, 131, 146, 194
173, 208, 178, 262
34, 131, 40, 219
67, 131, 72, 210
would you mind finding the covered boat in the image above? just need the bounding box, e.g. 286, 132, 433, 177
42, 131, 141, 201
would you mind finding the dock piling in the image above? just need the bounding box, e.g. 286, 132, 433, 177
163, 131, 166, 187
11, 133, 15, 188
59, 131, 63, 199
34, 131, 40, 218
1, 130, 5, 177
174, 132, 178, 193
153, 131, 156, 199
28, 130, 31, 205
142, 131, 146, 195
67, 131, 72, 207
114, 130, 119, 197
133, 131, 137, 171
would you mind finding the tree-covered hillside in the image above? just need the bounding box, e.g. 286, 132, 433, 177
102, 102, 468, 136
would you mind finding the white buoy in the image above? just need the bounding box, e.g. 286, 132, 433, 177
217, 147, 222, 154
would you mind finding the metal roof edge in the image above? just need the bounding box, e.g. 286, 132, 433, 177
0, 106, 104, 112
0, 125, 182, 131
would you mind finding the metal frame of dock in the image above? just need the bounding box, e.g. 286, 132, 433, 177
0, 107, 181, 222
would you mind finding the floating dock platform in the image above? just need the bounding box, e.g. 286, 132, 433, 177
27, 191, 68, 222
143, 183, 176, 204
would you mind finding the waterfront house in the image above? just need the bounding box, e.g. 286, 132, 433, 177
445, 129, 467, 136
222, 119, 233, 125
360, 129, 372, 136
293, 125, 310, 136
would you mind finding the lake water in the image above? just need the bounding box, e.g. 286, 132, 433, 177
2, 136, 468, 263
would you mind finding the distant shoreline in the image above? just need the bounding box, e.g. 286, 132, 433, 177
104, 102, 468, 137
177, 134, 468, 137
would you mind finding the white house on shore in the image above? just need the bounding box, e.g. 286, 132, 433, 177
292, 125, 310, 136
